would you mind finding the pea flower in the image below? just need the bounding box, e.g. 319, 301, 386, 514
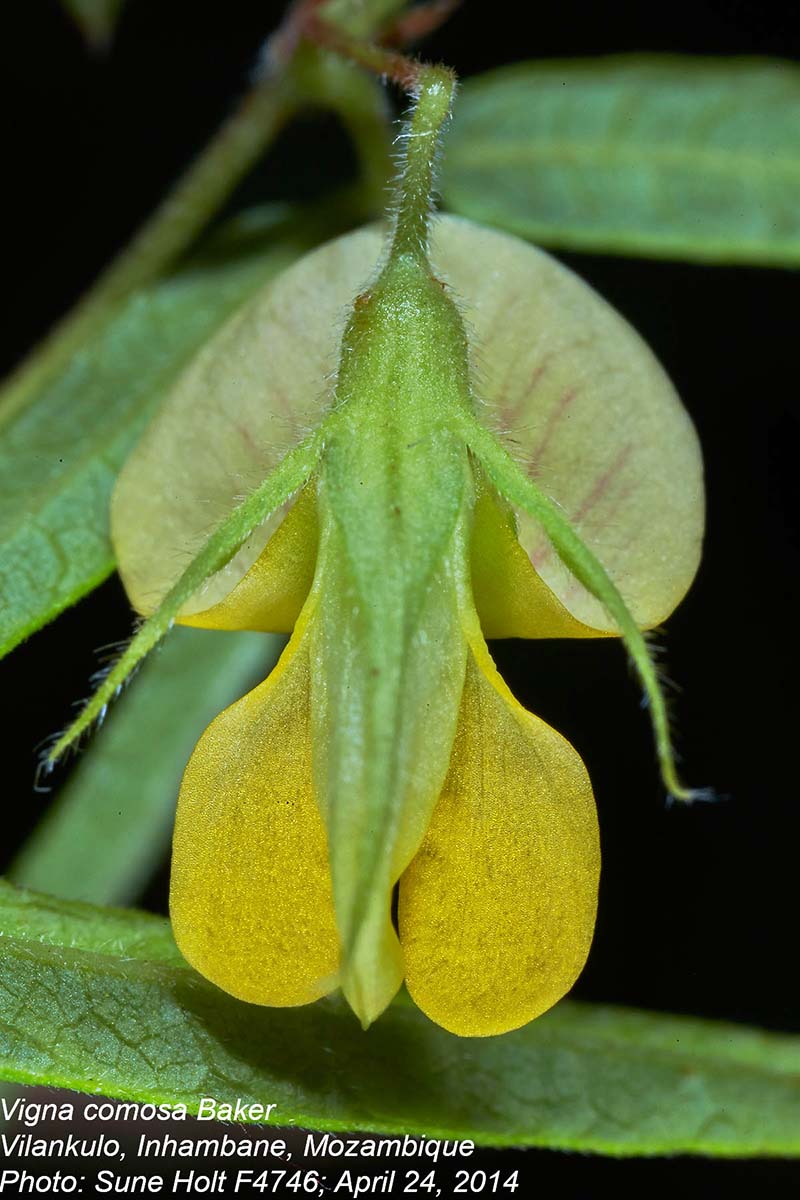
105, 212, 703, 1037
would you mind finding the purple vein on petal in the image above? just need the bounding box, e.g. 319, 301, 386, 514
235, 420, 261, 457
527, 443, 633, 576
499, 355, 554, 436
523, 385, 578, 476
572, 445, 632, 524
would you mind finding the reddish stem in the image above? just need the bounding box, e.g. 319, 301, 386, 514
305, 13, 425, 92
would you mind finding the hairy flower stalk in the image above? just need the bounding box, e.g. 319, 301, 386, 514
48, 50, 704, 1036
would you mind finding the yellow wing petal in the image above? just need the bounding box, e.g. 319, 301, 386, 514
170, 599, 339, 1006
399, 628, 600, 1037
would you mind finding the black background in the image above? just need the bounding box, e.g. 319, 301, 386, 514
1, 0, 798, 1193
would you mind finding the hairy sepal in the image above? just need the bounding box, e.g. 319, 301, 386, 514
426, 215, 704, 634
46, 432, 323, 765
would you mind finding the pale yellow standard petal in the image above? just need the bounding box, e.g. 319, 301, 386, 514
399, 629, 600, 1037
429, 215, 704, 633
170, 600, 339, 1006
112, 229, 384, 618
114, 215, 701, 634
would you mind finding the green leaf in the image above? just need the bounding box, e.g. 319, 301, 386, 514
61, 0, 124, 49
9, 628, 281, 905
0, 208, 324, 662
1, 881, 799, 1155
442, 57, 800, 266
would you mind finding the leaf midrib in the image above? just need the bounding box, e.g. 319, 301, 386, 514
447, 138, 800, 179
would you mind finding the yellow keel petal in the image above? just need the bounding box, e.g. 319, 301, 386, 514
170, 603, 339, 1006
399, 634, 600, 1037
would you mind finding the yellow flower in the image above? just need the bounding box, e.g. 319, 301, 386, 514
111, 216, 703, 1037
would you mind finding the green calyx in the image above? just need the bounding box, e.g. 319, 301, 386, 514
305, 72, 476, 1023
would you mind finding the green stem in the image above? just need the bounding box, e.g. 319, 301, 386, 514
305, 16, 456, 256
461, 414, 708, 804
1, 71, 296, 424
390, 65, 456, 258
